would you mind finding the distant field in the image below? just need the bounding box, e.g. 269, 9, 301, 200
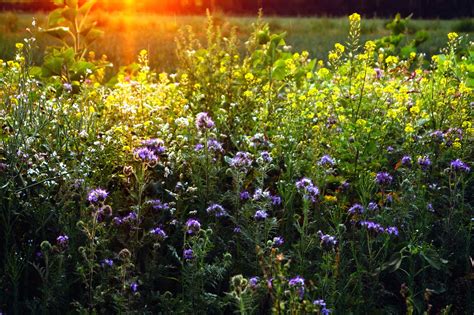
0, 11, 473, 72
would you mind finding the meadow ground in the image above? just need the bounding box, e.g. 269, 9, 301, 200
1, 11, 473, 72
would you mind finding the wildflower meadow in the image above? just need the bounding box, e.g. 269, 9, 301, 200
0, 1, 472, 314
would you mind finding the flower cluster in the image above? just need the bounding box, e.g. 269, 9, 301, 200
185, 219, 201, 234
295, 177, 320, 202
317, 230, 337, 249
288, 276, 305, 298
206, 203, 227, 217
229, 151, 253, 170
359, 220, 399, 236
195, 112, 215, 130
87, 188, 108, 204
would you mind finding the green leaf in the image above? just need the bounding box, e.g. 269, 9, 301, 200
79, 0, 97, 14
377, 252, 404, 273
420, 249, 448, 270
271, 59, 287, 81
40, 26, 70, 40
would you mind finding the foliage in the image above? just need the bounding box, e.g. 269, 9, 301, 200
0, 8, 472, 314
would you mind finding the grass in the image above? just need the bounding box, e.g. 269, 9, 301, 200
0, 11, 473, 73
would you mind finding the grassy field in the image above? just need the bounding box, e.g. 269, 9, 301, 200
1, 11, 473, 72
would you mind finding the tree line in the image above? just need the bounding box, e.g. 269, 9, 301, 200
0, 0, 472, 18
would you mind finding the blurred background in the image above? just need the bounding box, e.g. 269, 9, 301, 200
0, 0, 473, 18
0, 0, 473, 73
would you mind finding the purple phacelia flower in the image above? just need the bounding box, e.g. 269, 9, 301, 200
87, 188, 108, 204
130, 282, 138, 292
147, 199, 170, 211
150, 227, 167, 240
194, 143, 204, 151
185, 219, 201, 234
101, 259, 114, 267
195, 112, 215, 130
359, 220, 385, 234
319, 155, 335, 166
271, 195, 282, 206
141, 138, 166, 154
401, 155, 412, 167
183, 249, 194, 260
386, 146, 394, 153
113, 217, 123, 226
418, 156, 431, 170
249, 276, 259, 289
229, 151, 253, 169
123, 211, 138, 223
207, 139, 224, 153
240, 191, 250, 200
374, 68, 383, 79
367, 201, 379, 211
450, 159, 470, 173
273, 236, 284, 247
385, 226, 399, 236
427, 203, 434, 212
233, 226, 241, 233
348, 203, 364, 215
56, 235, 69, 247
259, 151, 272, 163
317, 230, 337, 248
206, 203, 227, 217
134, 147, 158, 163
254, 209, 268, 221
375, 172, 393, 186
288, 276, 305, 298
296, 177, 319, 202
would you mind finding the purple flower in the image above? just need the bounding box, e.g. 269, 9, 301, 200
386, 146, 394, 153
271, 195, 282, 206
130, 282, 138, 292
113, 217, 123, 226
101, 259, 114, 267
233, 226, 241, 233
359, 220, 385, 234
385, 226, 399, 236
296, 177, 319, 202
367, 202, 379, 211
374, 68, 383, 79
194, 143, 204, 151
254, 209, 268, 221
418, 156, 431, 170
240, 191, 251, 200
123, 211, 138, 223
229, 152, 253, 169
348, 203, 364, 215
186, 219, 201, 234
450, 159, 470, 173
427, 203, 434, 212
150, 227, 168, 240
207, 139, 224, 153
260, 151, 272, 163
313, 299, 326, 307
206, 203, 227, 217
63, 83, 72, 92
273, 236, 284, 247
87, 188, 108, 204
147, 199, 170, 211
134, 147, 158, 163
195, 112, 215, 130
253, 188, 270, 201
401, 155, 412, 167
317, 230, 337, 249
249, 276, 259, 289
183, 249, 194, 260
141, 138, 166, 154
375, 172, 393, 186
56, 235, 69, 247
288, 276, 305, 298
319, 155, 335, 166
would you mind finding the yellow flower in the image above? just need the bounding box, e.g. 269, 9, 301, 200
324, 195, 337, 202
356, 118, 367, 127
15, 43, 24, 50
244, 73, 254, 81
335, 43, 345, 53
404, 123, 414, 133
364, 40, 376, 51
385, 55, 399, 65
349, 13, 361, 23
447, 32, 458, 41
410, 105, 420, 115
